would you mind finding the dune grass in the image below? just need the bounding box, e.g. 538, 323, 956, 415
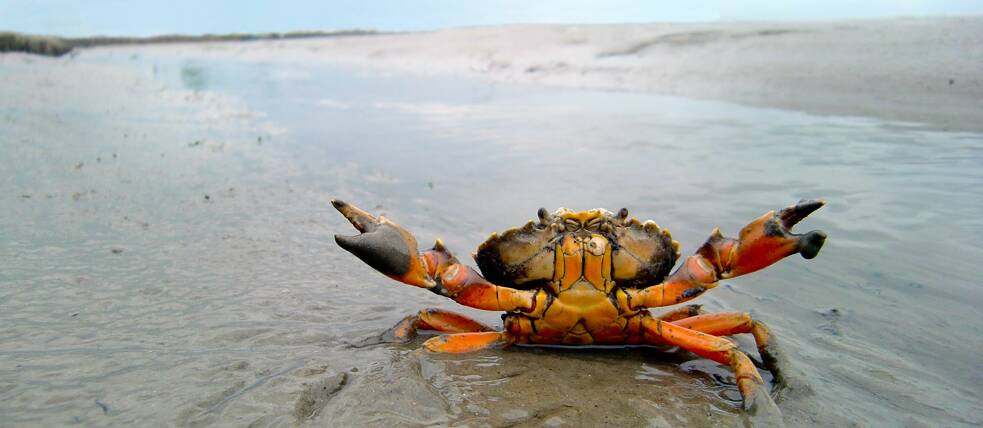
0, 30, 377, 57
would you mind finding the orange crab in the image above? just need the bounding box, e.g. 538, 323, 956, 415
332, 199, 826, 412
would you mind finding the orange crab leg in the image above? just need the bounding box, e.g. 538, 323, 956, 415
641, 316, 769, 410
423, 331, 513, 353
628, 200, 826, 308
333, 199, 537, 313
672, 312, 768, 338
653, 304, 705, 322
434, 261, 539, 311
387, 308, 495, 341
671, 312, 789, 385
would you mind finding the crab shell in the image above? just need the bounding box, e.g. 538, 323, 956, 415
474, 207, 681, 289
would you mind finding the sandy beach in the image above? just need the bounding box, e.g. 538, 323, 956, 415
2, 16, 982, 427
82, 16, 983, 132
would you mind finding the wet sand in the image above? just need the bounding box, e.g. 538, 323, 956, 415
2, 17, 983, 427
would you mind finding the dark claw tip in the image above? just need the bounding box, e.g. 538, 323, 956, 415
799, 230, 827, 259
334, 227, 411, 276
331, 199, 347, 210
334, 234, 355, 251
779, 199, 825, 228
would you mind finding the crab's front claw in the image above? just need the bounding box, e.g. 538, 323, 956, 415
721, 199, 827, 278
332, 199, 434, 288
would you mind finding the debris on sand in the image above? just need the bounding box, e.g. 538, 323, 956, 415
293, 372, 348, 421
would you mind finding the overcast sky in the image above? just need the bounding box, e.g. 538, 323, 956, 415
3, 0, 982, 37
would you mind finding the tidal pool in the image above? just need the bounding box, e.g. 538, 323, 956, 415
1, 46, 981, 426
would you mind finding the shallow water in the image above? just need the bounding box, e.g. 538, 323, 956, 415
1, 46, 982, 427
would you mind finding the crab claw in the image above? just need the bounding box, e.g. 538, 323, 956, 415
718, 199, 827, 278
332, 199, 434, 288
775, 199, 827, 260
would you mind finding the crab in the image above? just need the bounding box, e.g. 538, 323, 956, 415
331, 199, 826, 413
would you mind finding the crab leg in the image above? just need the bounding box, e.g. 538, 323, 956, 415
641, 316, 775, 412
386, 308, 495, 342
671, 312, 790, 386
423, 331, 514, 353
332, 200, 537, 312
653, 304, 705, 322
627, 200, 826, 307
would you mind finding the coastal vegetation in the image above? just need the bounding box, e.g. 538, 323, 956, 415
0, 30, 376, 56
